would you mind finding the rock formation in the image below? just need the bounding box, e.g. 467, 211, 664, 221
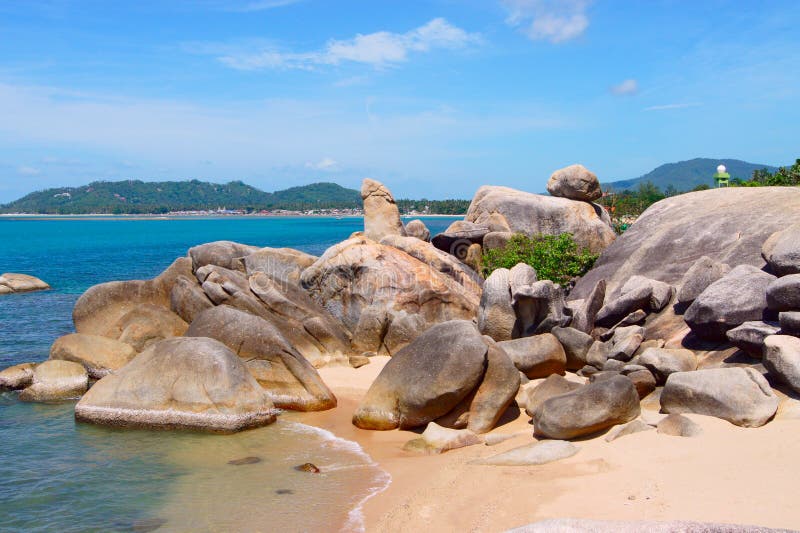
361, 178, 406, 241
546, 164, 602, 202
0, 273, 50, 294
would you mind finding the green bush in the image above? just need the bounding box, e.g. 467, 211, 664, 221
482, 233, 598, 285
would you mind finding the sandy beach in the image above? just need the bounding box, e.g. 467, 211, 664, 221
306, 357, 800, 532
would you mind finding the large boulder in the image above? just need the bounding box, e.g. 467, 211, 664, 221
780, 311, 800, 336
75, 337, 277, 432
512, 279, 570, 337
49, 333, 137, 379
186, 305, 337, 411
361, 178, 406, 241
302, 236, 479, 354
684, 265, 776, 340
763, 335, 800, 393
404, 219, 431, 242
569, 279, 605, 333
546, 164, 602, 202
73, 257, 192, 337
571, 187, 800, 341
661, 368, 779, 427
762, 223, 800, 276
0, 362, 37, 390
243, 247, 317, 285
352, 321, 488, 430
19, 360, 88, 402
464, 185, 615, 254
766, 274, 800, 312
112, 303, 189, 352
636, 347, 697, 385
532, 375, 640, 439
595, 276, 673, 328
477, 268, 515, 341
676, 256, 731, 304
497, 334, 566, 379
725, 321, 781, 358
188, 241, 260, 272
523, 374, 582, 417
466, 342, 520, 434
551, 326, 595, 370
0, 273, 50, 294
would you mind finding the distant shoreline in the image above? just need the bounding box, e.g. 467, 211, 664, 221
0, 213, 463, 221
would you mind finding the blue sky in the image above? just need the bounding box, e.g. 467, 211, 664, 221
1, 0, 799, 201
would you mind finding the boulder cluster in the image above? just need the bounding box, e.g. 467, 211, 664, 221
3, 175, 799, 453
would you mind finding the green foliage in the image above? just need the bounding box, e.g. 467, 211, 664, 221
597, 180, 665, 217
482, 233, 598, 285
746, 160, 800, 186
396, 198, 470, 215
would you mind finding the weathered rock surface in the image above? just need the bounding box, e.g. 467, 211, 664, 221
763, 335, 800, 393
464, 185, 615, 254
243, 247, 317, 285
431, 222, 490, 261
471, 440, 578, 466
497, 334, 567, 379
188, 241, 261, 272
637, 348, 697, 385
762, 223, 800, 276
546, 164, 602, 202
0, 273, 50, 294
353, 321, 488, 430
766, 274, 800, 312
604, 419, 654, 442
569, 279, 605, 334
684, 265, 776, 340
19, 360, 88, 402
595, 276, 672, 328
726, 321, 781, 358
113, 303, 189, 352
361, 178, 406, 241
780, 311, 800, 336
523, 374, 582, 417
532, 375, 641, 439
605, 325, 645, 362
478, 268, 515, 342
677, 256, 731, 304
0, 362, 37, 390
551, 327, 594, 370
657, 414, 703, 437
467, 342, 520, 434
75, 337, 277, 432
186, 305, 337, 411
169, 275, 213, 323
301, 236, 479, 353
512, 279, 570, 337
49, 333, 137, 379
482, 231, 514, 251
661, 368, 779, 427
404, 219, 431, 242
626, 369, 657, 399
403, 422, 482, 454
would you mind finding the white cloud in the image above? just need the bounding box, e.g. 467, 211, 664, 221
611, 79, 639, 96
644, 103, 702, 111
502, 0, 589, 43
305, 157, 339, 171
216, 18, 480, 71
17, 165, 40, 176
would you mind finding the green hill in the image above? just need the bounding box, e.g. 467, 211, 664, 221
603, 158, 779, 192
0, 180, 362, 214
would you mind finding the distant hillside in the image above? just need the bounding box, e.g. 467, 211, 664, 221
604, 158, 779, 192
0, 180, 362, 214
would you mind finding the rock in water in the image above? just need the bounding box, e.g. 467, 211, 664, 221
361, 178, 407, 241
471, 440, 578, 466
464, 185, 615, 254
404, 219, 431, 242
677, 256, 731, 304
766, 274, 800, 311
725, 321, 781, 358
75, 337, 277, 432
49, 333, 137, 379
661, 368, 778, 427
546, 164, 602, 202
186, 306, 337, 411
0, 273, 50, 294
684, 265, 776, 340
0, 363, 37, 390
532, 375, 641, 439
352, 321, 487, 430
19, 360, 88, 402
763, 335, 800, 393
762, 223, 800, 276
497, 334, 567, 379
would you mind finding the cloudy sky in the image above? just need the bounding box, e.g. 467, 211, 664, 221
0, 0, 798, 201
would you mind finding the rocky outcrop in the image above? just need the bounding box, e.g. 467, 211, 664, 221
353, 321, 511, 432
243, 247, 317, 285
112, 303, 189, 352
186, 305, 337, 411
0, 273, 50, 294
75, 337, 277, 432
661, 368, 778, 427
302, 237, 479, 355
404, 219, 431, 242
546, 164, 602, 202
169, 275, 213, 323
361, 178, 406, 241
464, 185, 615, 254
763, 335, 800, 393
532, 375, 640, 439
0, 362, 37, 390
188, 241, 260, 272
49, 333, 137, 379
684, 265, 776, 340
497, 334, 566, 379
676, 256, 731, 304
19, 360, 88, 402
762, 223, 800, 276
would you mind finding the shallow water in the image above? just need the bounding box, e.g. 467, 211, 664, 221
0, 216, 454, 532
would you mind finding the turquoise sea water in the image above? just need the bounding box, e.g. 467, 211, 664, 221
0, 216, 455, 532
